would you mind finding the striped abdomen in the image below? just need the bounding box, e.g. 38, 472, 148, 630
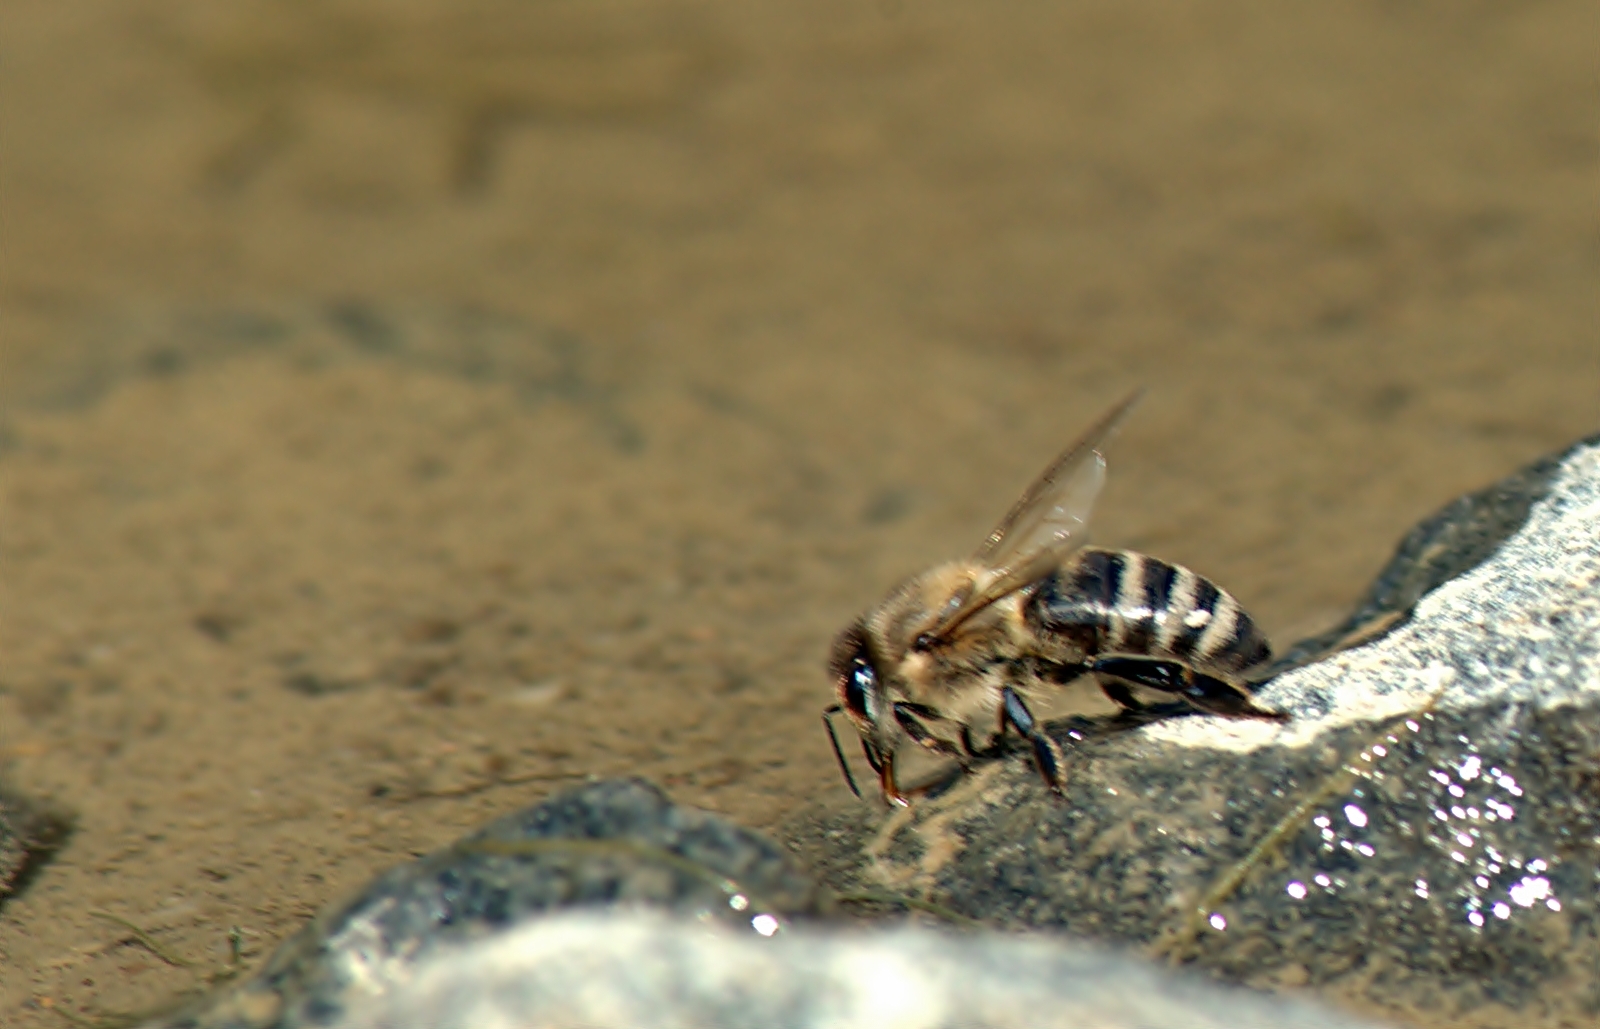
1025, 547, 1271, 676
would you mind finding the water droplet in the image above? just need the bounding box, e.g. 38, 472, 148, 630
1286, 881, 1308, 900
1509, 876, 1551, 908
728, 894, 749, 911
1208, 913, 1227, 931
1343, 804, 1369, 829
751, 914, 780, 937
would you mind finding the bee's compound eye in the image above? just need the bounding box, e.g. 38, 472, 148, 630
843, 654, 877, 722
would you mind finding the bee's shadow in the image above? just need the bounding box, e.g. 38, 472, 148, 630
915, 701, 1204, 801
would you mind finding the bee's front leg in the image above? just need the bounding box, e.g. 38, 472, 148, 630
878, 751, 911, 807
893, 702, 969, 763
998, 686, 1067, 795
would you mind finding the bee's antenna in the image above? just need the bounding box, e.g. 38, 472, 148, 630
821, 704, 863, 799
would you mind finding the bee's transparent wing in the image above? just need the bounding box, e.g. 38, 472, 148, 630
924, 389, 1143, 642
977, 388, 1143, 569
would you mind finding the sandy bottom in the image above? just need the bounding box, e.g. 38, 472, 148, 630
1, 0, 1595, 1023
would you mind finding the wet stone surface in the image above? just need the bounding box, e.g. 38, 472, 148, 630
151, 778, 817, 1029
793, 434, 1600, 1029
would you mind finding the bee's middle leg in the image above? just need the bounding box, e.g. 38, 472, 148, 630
998, 686, 1068, 794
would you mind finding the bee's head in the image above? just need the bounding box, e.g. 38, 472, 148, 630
828, 621, 886, 736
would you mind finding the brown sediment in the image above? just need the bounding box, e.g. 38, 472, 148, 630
2, 0, 1595, 1024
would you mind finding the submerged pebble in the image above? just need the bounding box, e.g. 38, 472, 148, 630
147, 778, 816, 1029
0, 784, 72, 905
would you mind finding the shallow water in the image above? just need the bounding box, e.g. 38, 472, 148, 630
1, 1, 1595, 1023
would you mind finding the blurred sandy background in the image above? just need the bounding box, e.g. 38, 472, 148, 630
1, 0, 1595, 1022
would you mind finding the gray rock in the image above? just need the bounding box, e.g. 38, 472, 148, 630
147, 778, 818, 1029
1271, 430, 1600, 673
341, 910, 1392, 1029
797, 434, 1600, 1027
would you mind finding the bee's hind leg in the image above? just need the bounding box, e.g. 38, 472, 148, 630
1090, 657, 1286, 722
998, 686, 1068, 794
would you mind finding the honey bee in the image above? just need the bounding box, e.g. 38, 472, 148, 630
823, 390, 1286, 805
